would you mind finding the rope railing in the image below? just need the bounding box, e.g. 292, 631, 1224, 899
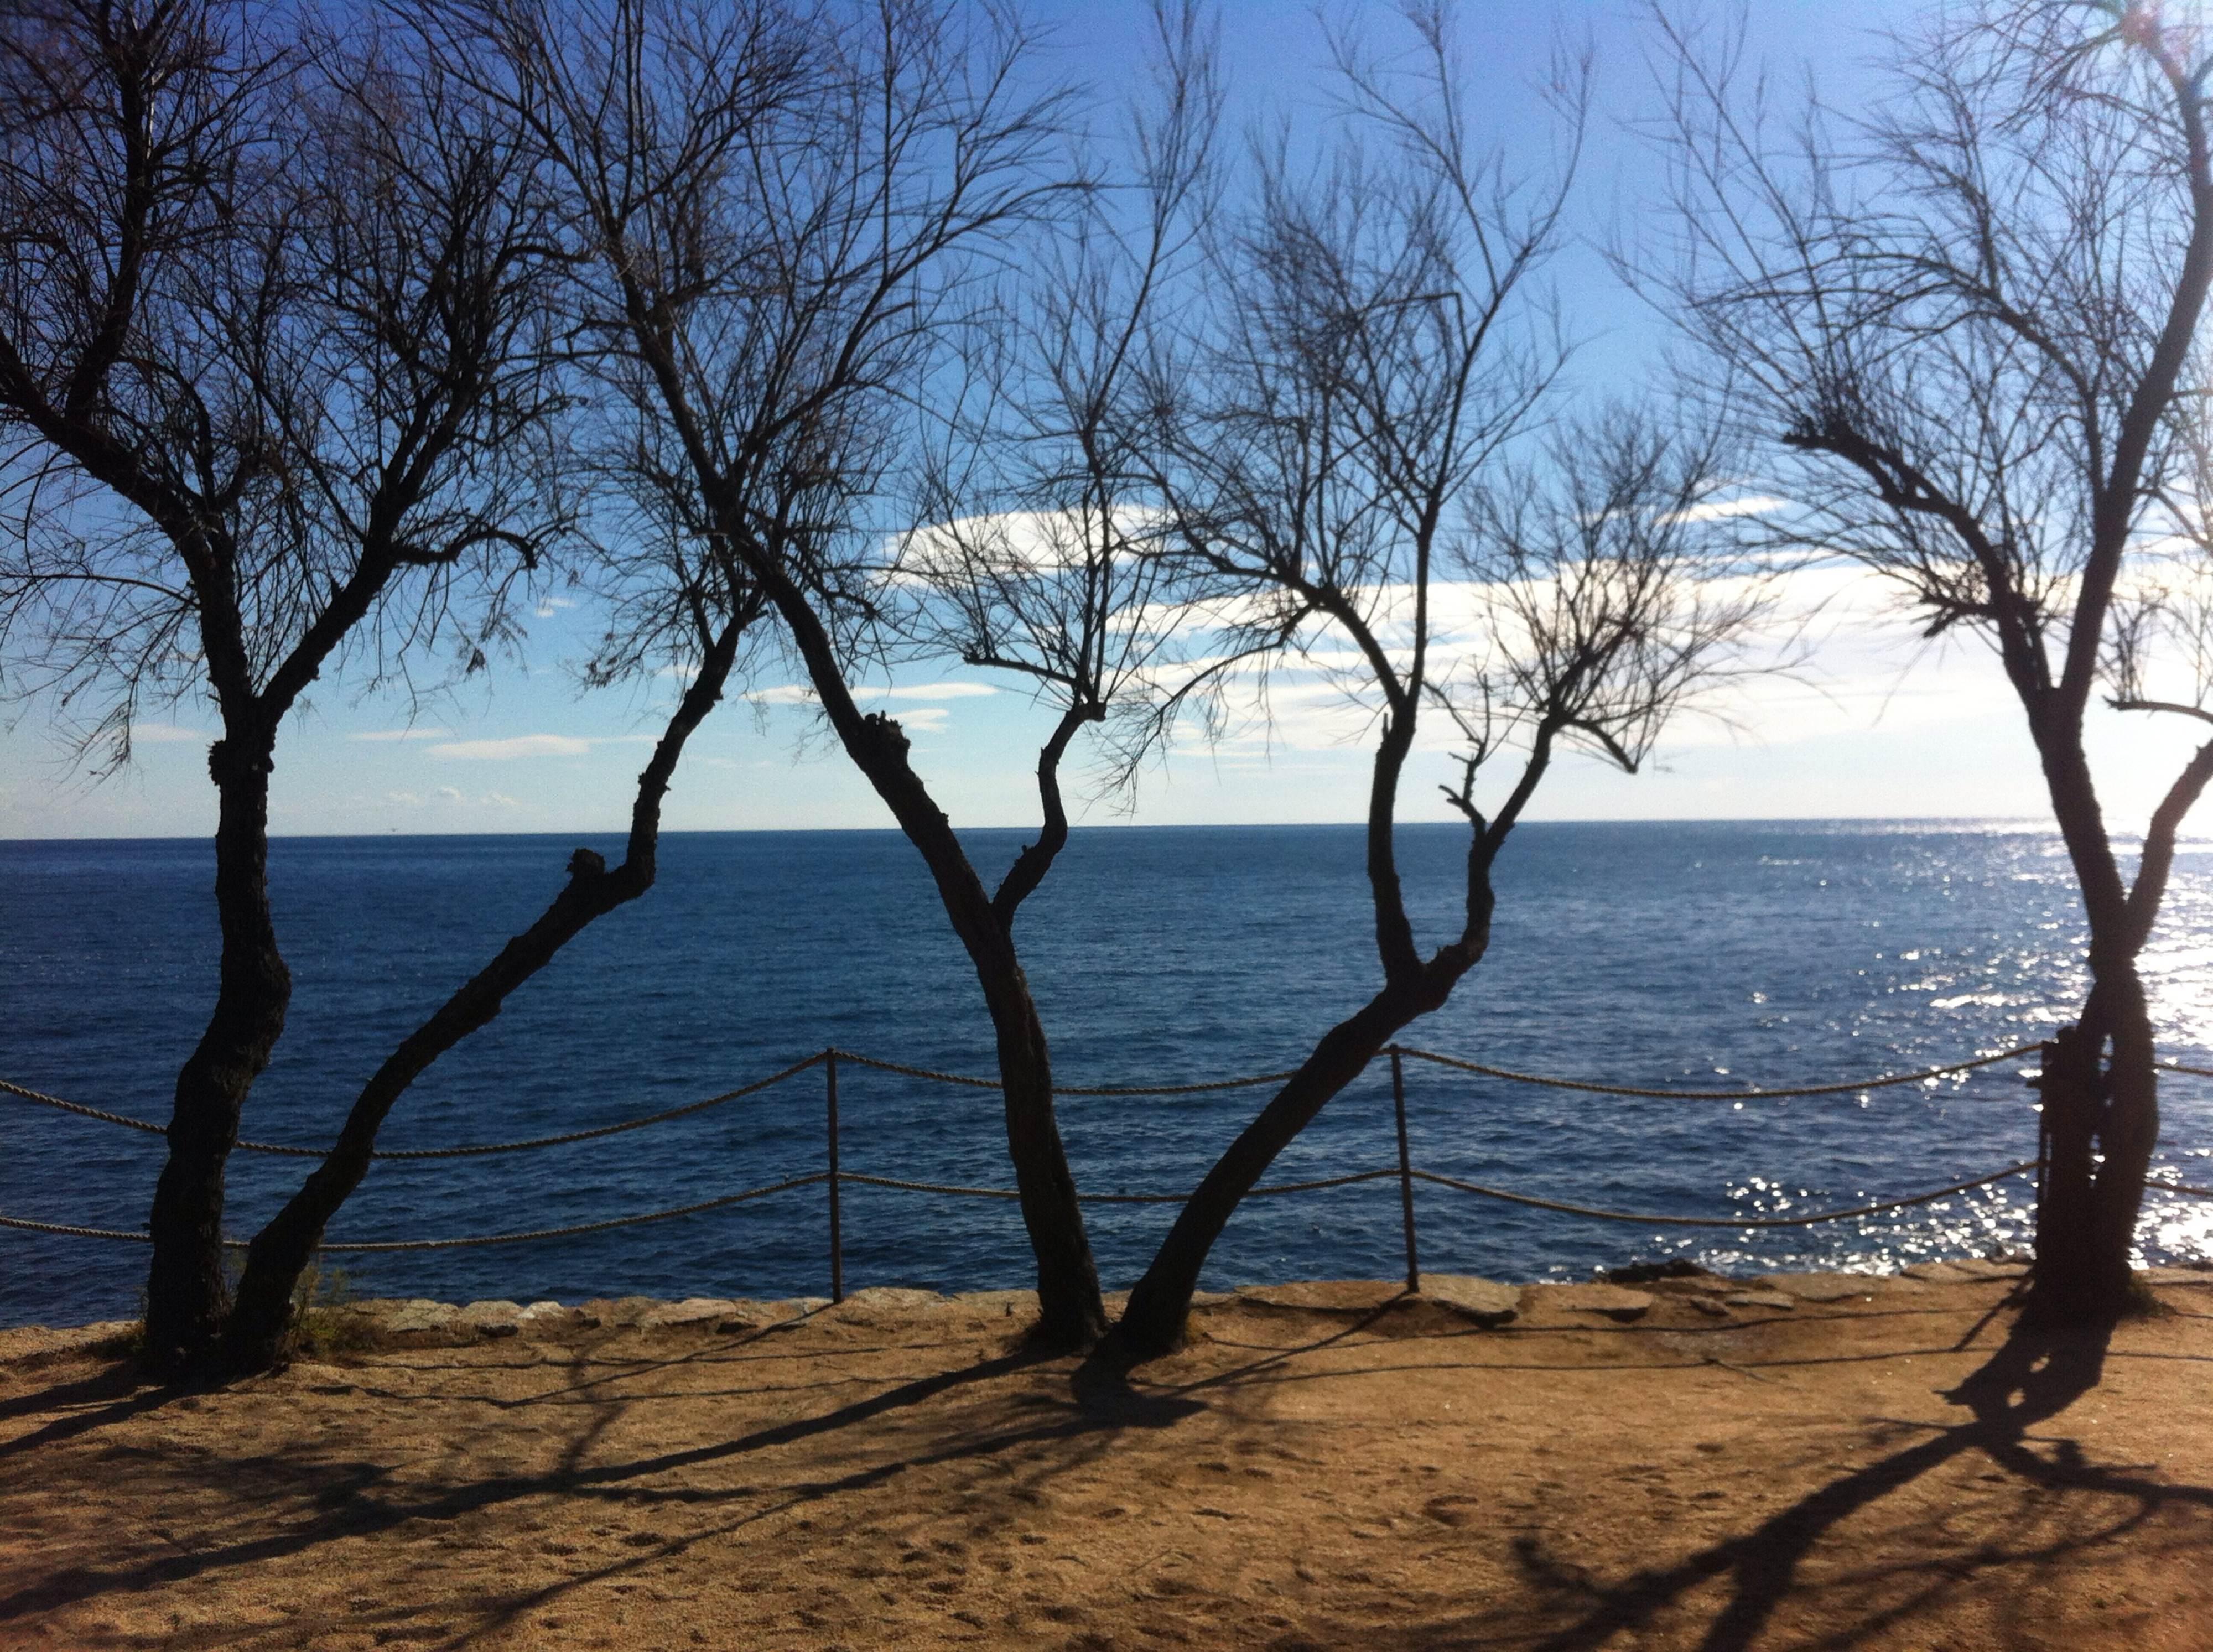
1399, 1043, 2043, 1100
3, 1057, 830, 1159
1407, 1161, 2047, 1228
6, 1040, 2206, 1296
0, 1040, 2051, 1157
9, 1155, 2139, 1258
0, 1174, 831, 1250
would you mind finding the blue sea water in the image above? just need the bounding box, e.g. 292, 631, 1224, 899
3, 820, 2211, 1328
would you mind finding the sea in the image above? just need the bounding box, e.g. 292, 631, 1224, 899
4, 821, 2211, 1328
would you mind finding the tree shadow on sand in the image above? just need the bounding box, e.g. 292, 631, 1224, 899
1498, 1308, 2212, 1651
0, 1311, 1216, 1635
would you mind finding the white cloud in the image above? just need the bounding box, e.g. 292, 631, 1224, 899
533, 596, 578, 619
1662, 493, 1791, 525
872, 683, 998, 701
128, 723, 205, 744
898, 706, 952, 734
891, 506, 1166, 587
351, 728, 449, 742
746, 680, 998, 706
429, 734, 592, 761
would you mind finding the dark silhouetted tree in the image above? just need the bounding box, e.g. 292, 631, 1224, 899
440, 0, 1136, 1347
0, 2, 567, 1372
1108, 5, 1769, 1358
1643, 0, 2213, 1320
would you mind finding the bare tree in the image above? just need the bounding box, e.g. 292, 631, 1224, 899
1643, 0, 2213, 1320
438, 0, 1139, 1347
891, 4, 1232, 911
0, 2, 572, 1372
1106, 6, 1769, 1359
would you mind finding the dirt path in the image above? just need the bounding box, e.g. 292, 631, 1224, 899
2, 1269, 2209, 1650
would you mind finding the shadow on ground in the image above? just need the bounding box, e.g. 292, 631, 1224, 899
1, 1288, 2207, 1650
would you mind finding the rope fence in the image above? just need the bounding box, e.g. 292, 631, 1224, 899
5, 1040, 2209, 1296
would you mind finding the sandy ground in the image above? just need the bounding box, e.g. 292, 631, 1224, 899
1, 1266, 2209, 1652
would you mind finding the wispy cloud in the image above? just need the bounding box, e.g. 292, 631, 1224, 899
429, 734, 592, 761
1661, 493, 1791, 525
128, 723, 205, 745
745, 680, 997, 706
351, 727, 449, 742
875, 683, 996, 701
533, 596, 578, 619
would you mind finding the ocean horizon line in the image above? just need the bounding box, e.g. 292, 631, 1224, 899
1, 813, 2089, 849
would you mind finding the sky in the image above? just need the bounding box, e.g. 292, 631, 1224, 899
5, 0, 2201, 842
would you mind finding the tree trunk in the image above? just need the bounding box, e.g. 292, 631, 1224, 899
2091, 996, 2160, 1311
215, 851, 643, 1372
755, 614, 1108, 1344
214, 625, 744, 1374
2029, 731, 2158, 1324
2032, 1021, 2103, 1318
1110, 979, 1436, 1360
986, 969, 1104, 1348
143, 735, 288, 1374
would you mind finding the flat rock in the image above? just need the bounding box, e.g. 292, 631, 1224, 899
780, 1297, 833, 1316
824, 1287, 943, 1319
954, 1289, 1040, 1318
1758, 1273, 1890, 1303
515, 1301, 575, 1334
1189, 1290, 1236, 1308
0, 1322, 136, 1366
1949, 1258, 2030, 1281
457, 1300, 525, 1337
1420, 1275, 1521, 1324
1237, 1280, 1405, 1313
366, 1299, 458, 1336
1723, 1291, 1796, 1311
1532, 1283, 1653, 1321
718, 1298, 799, 1329
640, 1297, 739, 1330
576, 1296, 662, 1329
1688, 1296, 1733, 1317
1902, 1261, 1980, 1284
2138, 1266, 2213, 1287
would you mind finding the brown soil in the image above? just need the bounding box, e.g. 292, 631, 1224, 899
2, 1270, 2209, 1651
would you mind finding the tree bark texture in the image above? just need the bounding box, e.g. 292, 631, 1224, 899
142, 734, 289, 1373
1112, 981, 1448, 1359
836, 710, 1108, 1349
213, 622, 745, 1374
2029, 733, 2161, 1321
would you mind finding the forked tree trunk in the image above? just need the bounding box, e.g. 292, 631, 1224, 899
215, 849, 648, 1372
843, 712, 1106, 1349
143, 734, 289, 1374
214, 625, 747, 1374
741, 553, 1107, 1348
2033, 975, 2159, 1324
2030, 736, 2160, 1323
1111, 986, 1431, 1359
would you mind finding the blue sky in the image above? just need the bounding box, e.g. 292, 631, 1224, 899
6, 0, 2198, 840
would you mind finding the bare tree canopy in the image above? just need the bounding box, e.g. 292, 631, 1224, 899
432, 0, 1146, 1347
1641, 0, 2213, 1318
1105, 3, 1770, 1358
0, 0, 571, 1369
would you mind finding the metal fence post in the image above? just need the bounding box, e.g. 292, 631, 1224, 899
825, 1048, 844, 1304
1390, 1045, 1420, 1294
